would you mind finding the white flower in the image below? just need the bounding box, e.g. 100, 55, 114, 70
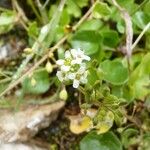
56, 71, 65, 82
67, 73, 76, 80
56, 59, 70, 72
65, 50, 72, 59
71, 48, 90, 65
73, 79, 80, 88
56, 48, 90, 88
61, 65, 70, 72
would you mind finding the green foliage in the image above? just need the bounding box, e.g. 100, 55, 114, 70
100, 60, 129, 85
100, 29, 120, 47
128, 53, 150, 99
70, 30, 102, 55
0, 0, 150, 149
0, 11, 16, 34
22, 70, 50, 94
80, 131, 122, 150
92, 2, 111, 18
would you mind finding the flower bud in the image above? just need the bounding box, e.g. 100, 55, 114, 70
59, 88, 68, 101
31, 78, 36, 86
24, 48, 33, 54
46, 61, 53, 73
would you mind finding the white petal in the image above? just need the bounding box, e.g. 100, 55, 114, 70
73, 79, 80, 88
80, 77, 87, 84
56, 71, 64, 82
71, 49, 78, 58
71, 58, 82, 65
77, 48, 84, 55
56, 59, 64, 65
61, 65, 70, 72
83, 55, 91, 61
78, 63, 86, 74
67, 73, 76, 80
65, 51, 71, 58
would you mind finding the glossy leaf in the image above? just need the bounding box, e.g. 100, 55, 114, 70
71, 30, 102, 55
100, 60, 129, 85
80, 131, 122, 150
92, 2, 111, 18
22, 70, 50, 94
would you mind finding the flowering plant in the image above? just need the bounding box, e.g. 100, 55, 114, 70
56, 48, 90, 88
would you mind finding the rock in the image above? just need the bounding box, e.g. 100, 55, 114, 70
0, 143, 47, 150
0, 101, 65, 142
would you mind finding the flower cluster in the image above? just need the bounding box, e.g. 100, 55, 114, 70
56, 48, 90, 88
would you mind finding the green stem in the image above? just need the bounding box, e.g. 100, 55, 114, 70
27, 0, 42, 22
36, 0, 48, 24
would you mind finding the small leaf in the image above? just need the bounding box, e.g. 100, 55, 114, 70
66, 0, 81, 18
80, 131, 122, 150
94, 108, 114, 134
133, 11, 150, 30
70, 30, 102, 55
92, 2, 111, 18
101, 29, 120, 47
79, 19, 103, 31
28, 21, 39, 37
22, 70, 50, 94
100, 60, 129, 85
0, 11, 16, 34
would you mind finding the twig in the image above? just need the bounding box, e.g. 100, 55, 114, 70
42, 0, 50, 9
0, 2, 95, 98
111, 0, 133, 59
72, 2, 96, 31
132, 22, 150, 50
13, 0, 29, 23
131, 0, 149, 15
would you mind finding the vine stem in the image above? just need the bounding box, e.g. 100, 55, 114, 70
132, 22, 150, 50
0, 3, 96, 98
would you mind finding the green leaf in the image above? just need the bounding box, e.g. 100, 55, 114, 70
60, 9, 70, 26
76, 0, 89, 8
28, 21, 39, 37
100, 60, 129, 85
94, 108, 114, 134
79, 19, 103, 31
66, 0, 81, 18
70, 30, 102, 55
121, 128, 139, 148
100, 29, 120, 47
80, 131, 122, 150
22, 70, 50, 94
0, 11, 16, 26
87, 68, 100, 86
92, 2, 111, 18
133, 11, 150, 30
128, 53, 150, 99
0, 11, 16, 34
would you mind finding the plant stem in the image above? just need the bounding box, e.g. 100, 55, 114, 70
0, 2, 96, 98
132, 22, 150, 50
27, 0, 42, 22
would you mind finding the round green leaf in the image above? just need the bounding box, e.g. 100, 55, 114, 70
80, 131, 122, 150
22, 70, 50, 94
100, 60, 128, 85
92, 2, 111, 18
101, 29, 120, 47
70, 30, 102, 55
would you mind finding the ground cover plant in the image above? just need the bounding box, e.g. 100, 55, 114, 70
0, 0, 150, 149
